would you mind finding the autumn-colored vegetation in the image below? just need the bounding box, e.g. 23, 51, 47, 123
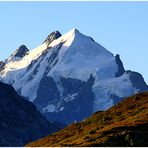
26, 92, 148, 147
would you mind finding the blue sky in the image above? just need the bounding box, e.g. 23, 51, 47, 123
0, 1, 148, 83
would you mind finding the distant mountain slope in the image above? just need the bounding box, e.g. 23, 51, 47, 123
0, 81, 63, 146
26, 91, 148, 147
0, 28, 148, 124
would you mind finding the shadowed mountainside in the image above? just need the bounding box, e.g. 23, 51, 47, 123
0, 81, 64, 146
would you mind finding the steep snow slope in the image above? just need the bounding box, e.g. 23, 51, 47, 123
0, 29, 147, 124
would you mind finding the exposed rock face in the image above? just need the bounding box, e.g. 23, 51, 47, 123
43, 31, 62, 44
34, 75, 95, 124
0, 81, 63, 146
13, 45, 29, 58
10, 45, 29, 59
115, 54, 125, 77
126, 70, 148, 92
4, 45, 29, 64
0, 61, 5, 70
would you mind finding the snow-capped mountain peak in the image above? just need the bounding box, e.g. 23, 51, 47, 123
0, 29, 147, 124
5, 45, 29, 63
43, 30, 62, 44
53, 29, 116, 81
14, 45, 29, 58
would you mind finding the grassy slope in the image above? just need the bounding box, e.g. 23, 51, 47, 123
26, 92, 148, 147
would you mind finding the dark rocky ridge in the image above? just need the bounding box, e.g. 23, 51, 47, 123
43, 31, 62, 44
0, 61, 5, 70
0, 81, 63, 146
12, 45, 29, 58
126, 70, 148, 92
115, 54, 125, 77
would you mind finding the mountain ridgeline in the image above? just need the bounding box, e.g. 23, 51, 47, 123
0, 29, 148, 125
